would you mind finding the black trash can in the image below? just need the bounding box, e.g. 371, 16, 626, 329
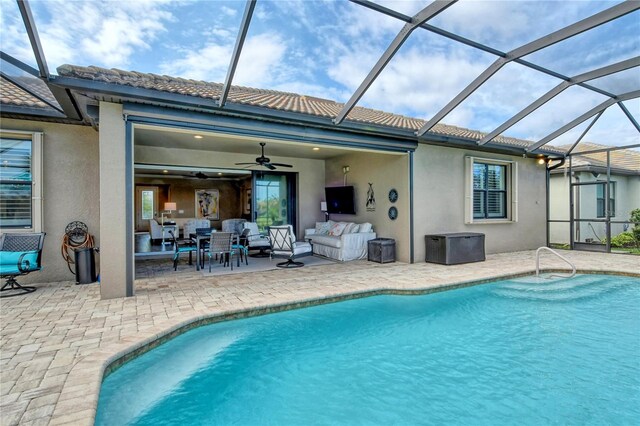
75, 247, 97, 284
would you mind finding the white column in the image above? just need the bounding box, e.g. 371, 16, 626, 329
99, 102, 134, 298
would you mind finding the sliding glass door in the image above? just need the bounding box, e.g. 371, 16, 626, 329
253, 172, 296, 232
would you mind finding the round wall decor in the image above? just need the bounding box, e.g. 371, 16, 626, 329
388, 188, 398, 203
388, 206, 398, 220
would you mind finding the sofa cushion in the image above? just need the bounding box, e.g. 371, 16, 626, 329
0, 251, 39, 275
309, 235, 342, 248
328, 222, 348, 236
359, 222, 373, 233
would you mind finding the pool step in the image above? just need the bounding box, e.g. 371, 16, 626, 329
492, 275, 618, 302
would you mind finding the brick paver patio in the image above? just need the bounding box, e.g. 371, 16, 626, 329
1, 250, 638, 425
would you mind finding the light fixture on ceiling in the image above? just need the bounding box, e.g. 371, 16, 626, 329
537, 158, 546, 165
218, 172, 223, 176
194, 135, 203, 139
313, 147, 320, 151
163, 169, 169, 173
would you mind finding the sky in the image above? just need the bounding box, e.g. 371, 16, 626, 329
1, 0, 639, 149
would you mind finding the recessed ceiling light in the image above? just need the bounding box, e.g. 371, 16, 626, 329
217, 172, 223, 175
194, 135, 203, 139
312, 147, 320, 151
163, 169, 169, 173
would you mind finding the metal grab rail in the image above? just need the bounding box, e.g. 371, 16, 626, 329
536, 247, 577, 279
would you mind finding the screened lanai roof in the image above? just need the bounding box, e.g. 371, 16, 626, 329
1, 0, 638, 155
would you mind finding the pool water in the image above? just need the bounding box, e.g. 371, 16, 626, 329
96, 274, 640, 425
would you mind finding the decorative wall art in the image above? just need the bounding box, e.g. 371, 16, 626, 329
366, 183, 376, 212
243, 188, 252, 215
195, 189, 220, 220
388, 188, 398, 203
388, 206, 398, 221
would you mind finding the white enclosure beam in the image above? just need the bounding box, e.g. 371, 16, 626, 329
219, 0, 257, 108
334, 0, 457, 125
16, 0, 50, 79
416, 1, 639, 136
617, 101, 640, 133
527, 90, 640, 152
478, 57, 640, 145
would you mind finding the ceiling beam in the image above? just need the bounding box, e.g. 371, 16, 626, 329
334, 0, 457, 125
219, 0, 256, 108
416, 1, 639, 136
16, 0, 49, 79
478, 57, 640, 145
527, 90, 640, 152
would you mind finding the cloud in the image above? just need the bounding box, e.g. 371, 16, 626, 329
1, 0, 175, 70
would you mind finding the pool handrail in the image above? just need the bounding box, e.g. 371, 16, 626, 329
536, 247, 577, 279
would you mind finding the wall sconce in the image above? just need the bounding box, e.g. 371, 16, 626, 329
342, 165, 350, 185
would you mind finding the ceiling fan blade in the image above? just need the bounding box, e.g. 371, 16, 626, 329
264, 163, 277, 170
270, 163, 293, 168
235, 162, 258, 165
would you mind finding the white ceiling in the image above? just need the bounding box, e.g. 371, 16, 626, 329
133, 124, 368, 160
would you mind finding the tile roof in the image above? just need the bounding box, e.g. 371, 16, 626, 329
0, 76, 61, 110
57, 64, 562, 152
1, 76, 50, 109
560, 142, 640, 173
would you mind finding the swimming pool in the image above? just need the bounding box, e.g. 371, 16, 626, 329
96, 274, 640, 425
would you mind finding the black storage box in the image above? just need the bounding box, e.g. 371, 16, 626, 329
425, 233, 485, 265
368, 238, 396, 263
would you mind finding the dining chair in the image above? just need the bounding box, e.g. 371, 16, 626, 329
168, 230, 196, 271
207, 232, 236, 272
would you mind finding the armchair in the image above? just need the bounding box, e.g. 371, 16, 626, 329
0, 232, 46, 297
242, 222, 270, 257
268, 225, 312, 268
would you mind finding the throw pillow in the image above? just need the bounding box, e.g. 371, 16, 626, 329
343, 223, 360, 234
328, 222, 348, 236
359, 222, 373, 233
315, 221, 332, 235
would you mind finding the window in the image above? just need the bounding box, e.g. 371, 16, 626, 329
465, 157, 518, 223
141, 190, 154, 220
0, 131, 43, 232
596, 181, 615, 218
473, 163, 507, 219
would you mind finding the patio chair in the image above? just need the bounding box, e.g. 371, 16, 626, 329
168, 230, 196, 271
149, 219, 163, 243
268, 225, 312, 268
207, 232, 237, 272
222, 219, 247, 235
0, 232, 46, 297
243, 222, 270, 257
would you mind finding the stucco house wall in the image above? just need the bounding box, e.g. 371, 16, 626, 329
412, 143, 547, 261
0, 118, 100, 283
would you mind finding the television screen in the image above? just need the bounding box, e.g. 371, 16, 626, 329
325, 186, 356, 214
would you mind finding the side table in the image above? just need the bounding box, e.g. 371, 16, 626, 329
368, 238, 396, 263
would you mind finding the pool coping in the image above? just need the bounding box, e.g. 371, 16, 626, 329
49, 268, 640, 425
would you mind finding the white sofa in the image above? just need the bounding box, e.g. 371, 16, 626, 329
304, 221, 376, 261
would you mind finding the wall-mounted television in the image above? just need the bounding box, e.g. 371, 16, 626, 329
325, 186, 356, 214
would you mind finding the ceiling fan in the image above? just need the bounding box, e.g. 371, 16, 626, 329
235, 142, 293, 170
178, 171, 216, 179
